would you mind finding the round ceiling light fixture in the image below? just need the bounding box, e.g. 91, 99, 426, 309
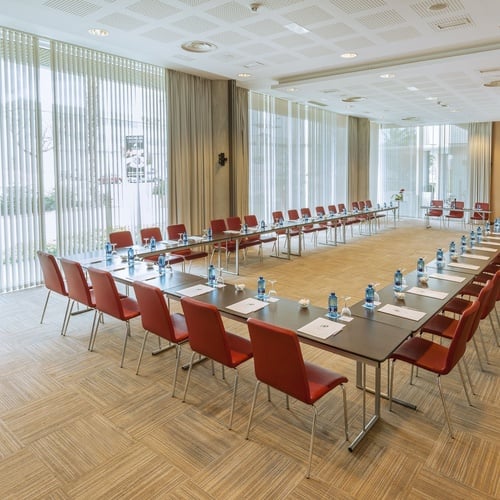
379, 73, 395, 79
181, 41, 218, 53
483, 80, 500, 87
88, 28, 109, 37
341, 52, 358, 59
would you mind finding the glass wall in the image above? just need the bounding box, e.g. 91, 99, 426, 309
248, 92, 348, 221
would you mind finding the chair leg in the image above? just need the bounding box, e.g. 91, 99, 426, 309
136, 330, 149, 375
340, 384, 349, 442
490, 313, 499, 346
472, 336, 485, 371
171, 344, 182, 398
306, 405, 319, 479
182, 351, 197, 403
478, 325, 490, 364
228, 369, 239, 430
88, 309, 98, 350
389, 359, 395, 412
245, 380, 261, 439
457, 362, 472, 407
436, 375, 454, 438
119, 321, 130, 368
461, 356, 476, 395
40, 290, 51, 324
61, 299, 75, 336
89, 312, 103, 351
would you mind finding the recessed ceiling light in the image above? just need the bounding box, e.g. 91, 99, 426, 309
406, 86, 419, 91
341, 52, 358, 59
425, 96, 438, 100
284, 23, 310, 35
483, 80, 500, 87
237, 73, 252, 78
380, 73, 395, 79
287, 87, 298, 92
181, 41, 217, 53
342, 96, 366, 103
428, 2, 448, 11
88, 28, 109, 37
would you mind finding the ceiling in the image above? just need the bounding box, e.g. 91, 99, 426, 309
2, 0, 500, 125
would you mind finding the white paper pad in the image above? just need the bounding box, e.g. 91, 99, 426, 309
406, 286, 448, 300
378, 304, 426, 321
80, 257, 104, 266
461, 254, 489, 261
226, 298, 269, 314
447, 262, 480, 270
481, 241, 500, 246
120, 271, 160, 282
188, 236, 204, 243
486, 235, 500, 240
178, 284, 215, 297
223, 230, 240, 234
298, 317, 344, 339
472, 246, 497, 252
429, 273, 466, 283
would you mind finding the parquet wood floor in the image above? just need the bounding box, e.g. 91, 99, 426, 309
0, 219, 498, 499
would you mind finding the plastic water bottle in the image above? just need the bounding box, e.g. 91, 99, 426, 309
436, 248, 444, 269
469, 230, 476, 249
208, 264, 216, 286
105, 241, 113, 259
365, 284, 375, 308
460, 235, 467, 254
182, 232, 188, 245
150, 236, 156, 251
494, 218, 500, 233
394, 269, 403, 291
417, 257, 425, 276
449, 241, 456, 257
207, 227, 212, 240
328, 292, 338, 319
127, 247, 135, 268
476, 226, 482, 243
260, 220, 265, 230
243, 223, 248, 233
158, 254, 165, 275
485, 221, 491, 235
257, 276, 266, 299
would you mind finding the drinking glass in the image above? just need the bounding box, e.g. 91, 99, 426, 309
216, 267, 225, 286
143, 237, 149, 248
178, 233, 184, 244
341, 296, 351, 317
268, 279, 277, 298
165, 252, 173, 273
372, 283, 380, 303
111, 243, 117, 255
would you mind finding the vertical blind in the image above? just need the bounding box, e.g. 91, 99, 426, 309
248, 92, 348, 221
0, 28, 42, 292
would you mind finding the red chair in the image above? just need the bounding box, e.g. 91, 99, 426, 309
365, 199, 386, 228
271, 210, 300, 254
469, 202, 489, 225
337, 203, 358, 237
133, 281, 188, 397
60, 258, 98, 343
166, 223, 208, 272
140, 227, 184, 266
109, 230, 134, 249
301, 207, 327, 244
37, 251, 70, 336
209, 218, 239, 268
226, 215, 262, 259
389, 300, 480, 438
181, 297, 253, 429
87, 267, 141, 367
425, 200, 444, 227
243, 214, 277, 252
288, 209, 316, 248
245, 318, 348, 478
445, 201, 465, 228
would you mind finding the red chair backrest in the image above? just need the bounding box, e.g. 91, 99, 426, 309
109, 230, 134, 248
181, 297, 233, 366
358, 201, 366, 210
226, 216, 242, 231
133, 281, 181, 342
481, 271, 500, 319
210, 219, 227, 234
288, 209, 299, 221
140, 227, 162, 245
87, 267, 126, 320
300, 208, 312, 218
448, 201, 464, 217
328, 204, 337, 214
365, 200, 373, 208
60, 258, 94, 307
167, 223, 187, 240
472, 202, 489, 220
37, 251, 67, 296
338, 203, 346, 212
352, 201, 360, 210
247, 318, 311, 404
315, 206, 326, 216
445, 300, 480, 374
428, 200, 443, 216
244, 214, 258, 226
272, 211, 284, 223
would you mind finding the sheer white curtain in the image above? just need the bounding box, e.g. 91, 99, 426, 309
248, 92, 348, 221
51, 41, 168, 255
468, 122, 492, 204
0, 28, 42, 292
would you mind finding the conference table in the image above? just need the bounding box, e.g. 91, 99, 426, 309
421, 205, 491, 228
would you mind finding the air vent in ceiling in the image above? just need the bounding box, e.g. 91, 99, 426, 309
432, 16, 472, 30
308, 100, 328, 107
342, 96, 366, 103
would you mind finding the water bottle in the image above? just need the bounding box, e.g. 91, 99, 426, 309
243, 223, 248, 233
127, 247, 135, 268
476, 226, 482, 243
494, 218, 500, 233
460, 235, 467, 254
260, 220, 265, 230
182, 232, 188, 245
279, 216, 284, 226
257, 276, 266, 299
150, 236, 156, 251
158, 254, 166, 275
207, 227, 212, 239
417, 257, 425, 276
485, 221, 491, 235
365, 284, 375, 308
394, 269, 403, 291
105, 241, 113, 259
328, 292, 338, 319
208, 264, 216, 286
469, 230, 476, 249
436, 248, 444, 269
449, 241, 456, 257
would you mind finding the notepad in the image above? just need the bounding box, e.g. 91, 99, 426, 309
177, 284, 215, 297
447, 262, 480, 270
472, 246, 497, 252
429, 273, 466, 283
378, 304, 426, 321
461, 254, 489, 260
226, 298, 269, 314
406, 286, 448, 300
481, 241, 500, 246
298, 317, 344, 339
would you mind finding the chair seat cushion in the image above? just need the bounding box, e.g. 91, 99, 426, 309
226, 331, 253, 367
391, 337, 449, 374
304, 362, 348, 404
420, 314, 457, 339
